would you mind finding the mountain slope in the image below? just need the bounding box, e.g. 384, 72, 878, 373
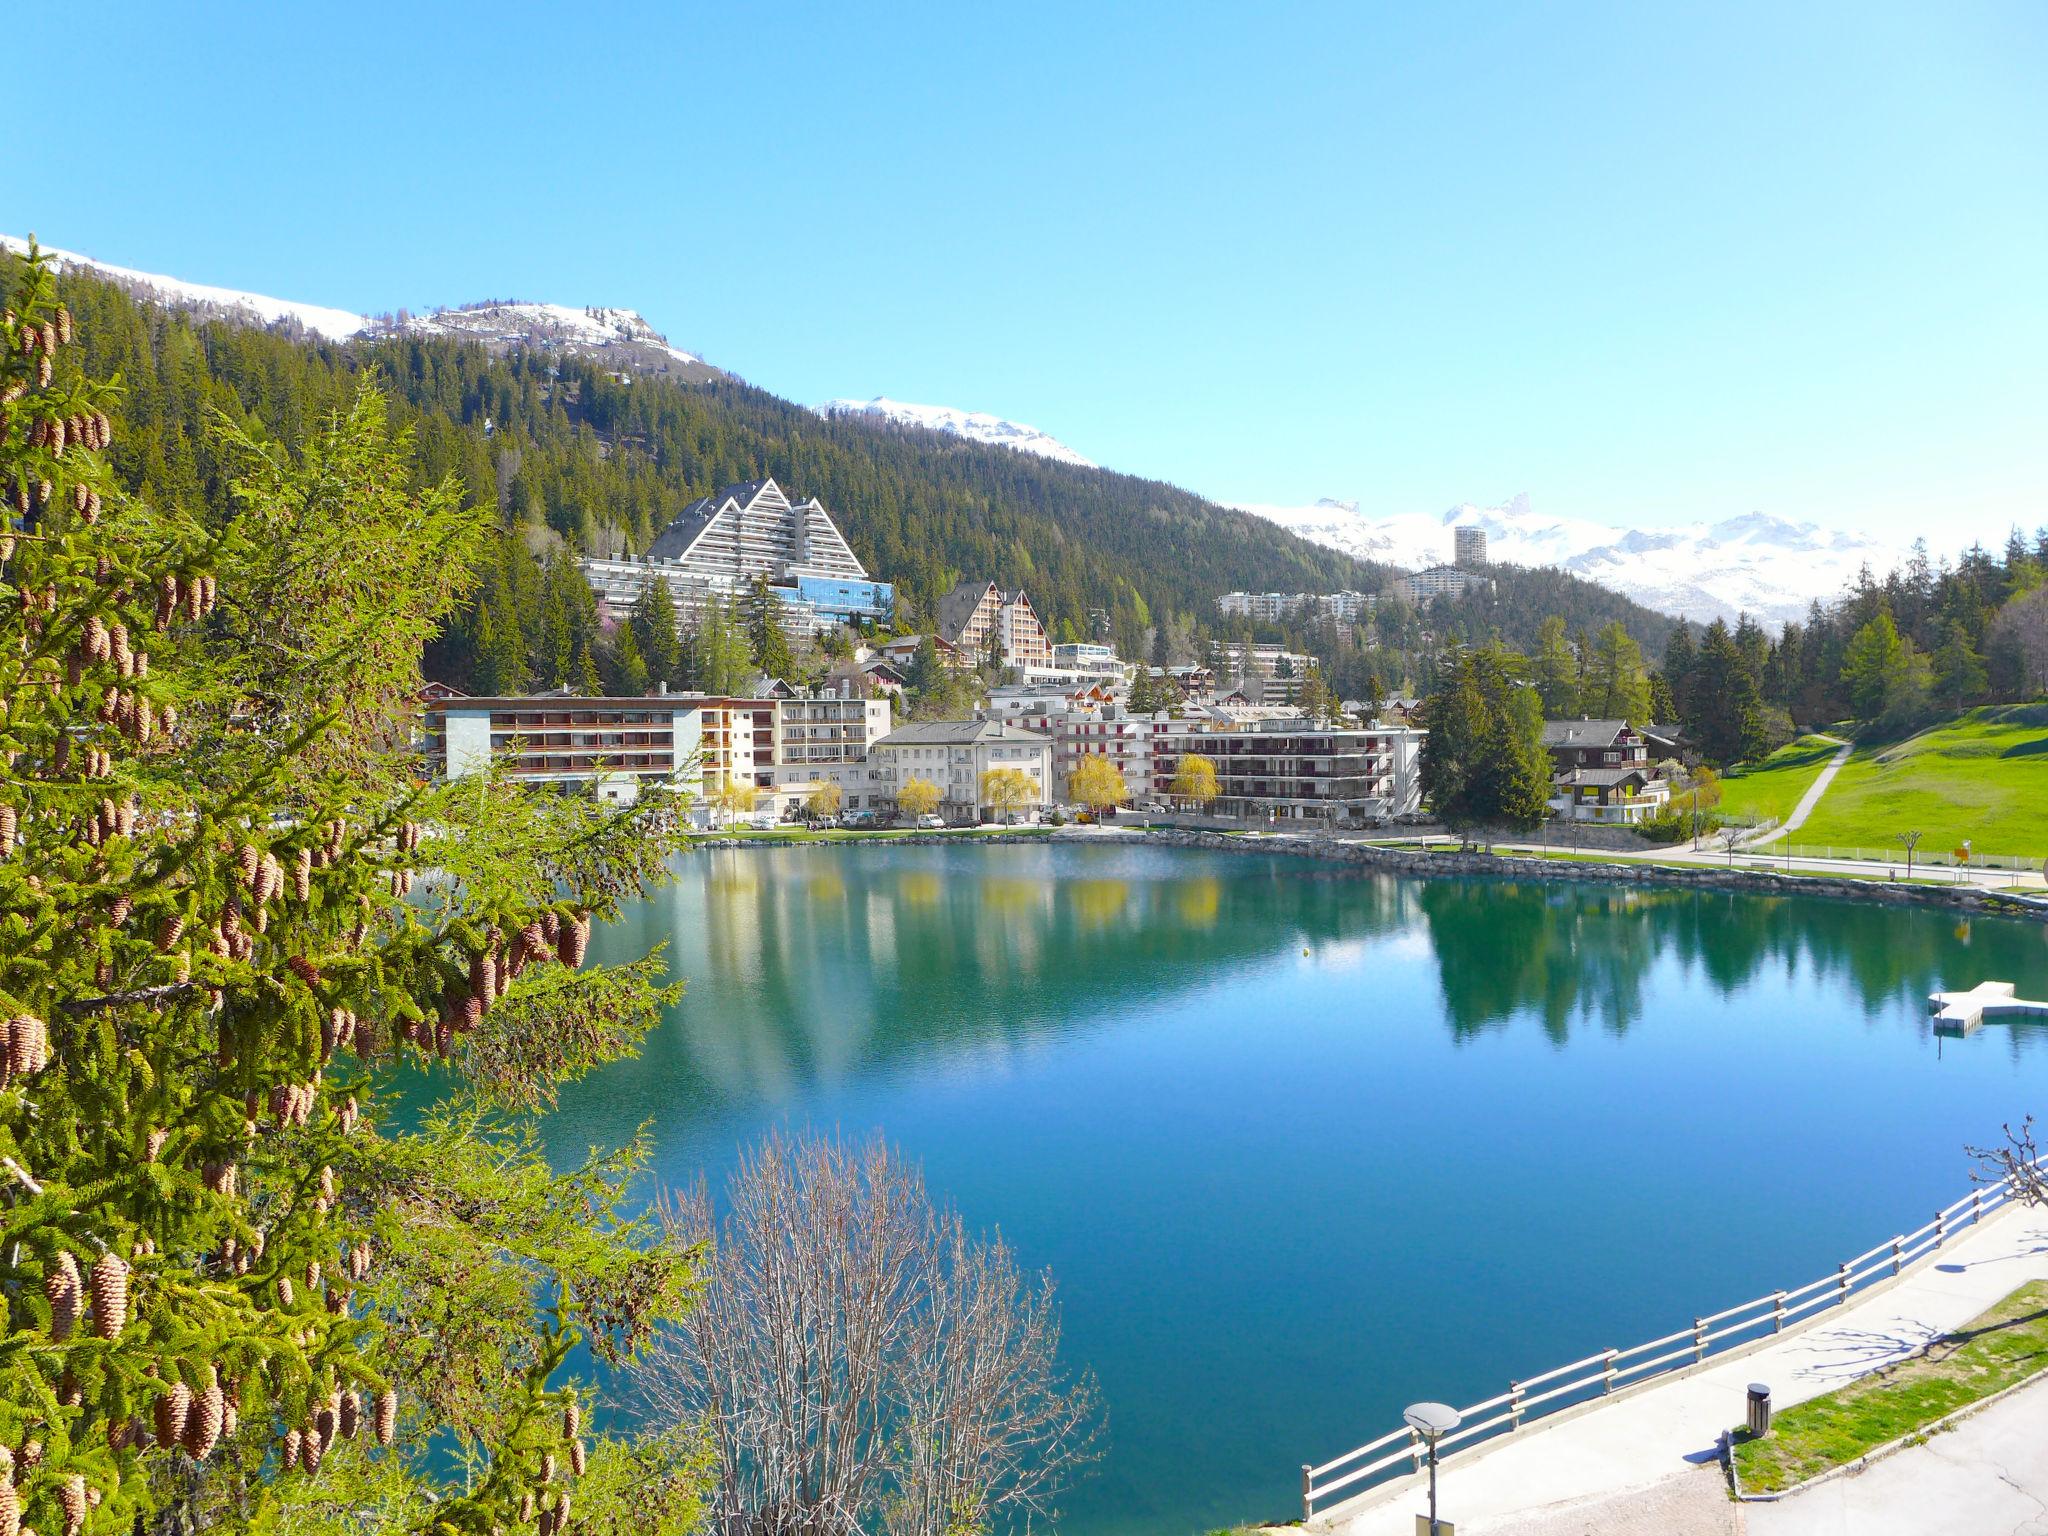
13, 246, 1391, 665
1241, 492, 1908, 627
813, 397, 1094, 467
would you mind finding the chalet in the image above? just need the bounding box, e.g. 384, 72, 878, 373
1541, 719, 1651, 774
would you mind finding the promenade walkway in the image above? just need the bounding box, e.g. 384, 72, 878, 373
1313, 1203, 2048, 1536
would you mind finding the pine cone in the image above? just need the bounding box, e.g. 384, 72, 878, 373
44, 1251, 81, 1340
237, 842, 261, 886
90, 1252, 128, 1339
58, 1474, 86, 1536
277, 1274, 294, 1309
563, 1400, 580, 1441
374, 1388, 397, 1446
287, 955, 322, 986
568, 1438, 585, 1477
0, 1475, 16, 1536
540, 1450, 556, 1484
154, 1381, 191, 1450
294, 847, 313, 902
185, 1375, 224, 1460
283, 1429, 302, 1472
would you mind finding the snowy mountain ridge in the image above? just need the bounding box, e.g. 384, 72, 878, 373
1238, 492, 1913, 627
813, 397, 1095, 468
1, 236, 713, 378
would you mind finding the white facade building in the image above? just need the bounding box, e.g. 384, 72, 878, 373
869, 720, 1054, 821
1156, 720, 1425, 823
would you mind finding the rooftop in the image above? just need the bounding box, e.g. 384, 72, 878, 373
876, 719, 1051, 747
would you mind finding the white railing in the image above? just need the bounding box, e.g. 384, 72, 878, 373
1300, 1161, 2045, 1520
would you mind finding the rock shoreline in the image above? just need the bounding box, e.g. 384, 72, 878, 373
686, 827, 2048, 924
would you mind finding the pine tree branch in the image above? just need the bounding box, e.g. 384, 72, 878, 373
59, 979, 198, 1015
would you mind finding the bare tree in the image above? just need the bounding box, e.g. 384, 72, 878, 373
639, 1132, 1102, 1536
1895, 828, 1923, 882
1968, 1116, 2048, 1206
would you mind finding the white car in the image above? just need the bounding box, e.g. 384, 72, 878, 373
916, 814, 946, 830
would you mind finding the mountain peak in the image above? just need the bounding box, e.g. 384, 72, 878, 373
813, 396, 1094, 468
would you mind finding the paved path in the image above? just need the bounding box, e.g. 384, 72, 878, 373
1741, 737, 1853, 849
1747, 1373, 2048, 1536
1313, 1204, 2048, 1536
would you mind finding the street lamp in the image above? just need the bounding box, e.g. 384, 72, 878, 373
1404, 1401, 1461, 1535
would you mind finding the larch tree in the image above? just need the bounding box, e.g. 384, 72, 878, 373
0, 246, 699, 1536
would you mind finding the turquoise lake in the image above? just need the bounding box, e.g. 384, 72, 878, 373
543, 842, 2048, 1536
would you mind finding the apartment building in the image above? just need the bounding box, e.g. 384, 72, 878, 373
1217, 590, 1377, 624
1155, 721, 1425, 823
1454, 527, 1489, 568
772, 686, 892, 783
579, 478, 893, 636
424, 693, 718, 803
1210, 642, 1317, 704
936, 580, 1054, 671
869, 720, 1054, 820
1387, 564, 1495, 604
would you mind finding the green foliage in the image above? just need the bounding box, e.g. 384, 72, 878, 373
1531, 616, 1579, 717
1579, 621, 1651, 723
0, 245, 695, 1534
1417, 646, 1553, 836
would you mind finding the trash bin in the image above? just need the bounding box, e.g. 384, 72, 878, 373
1746, 1383, 1771, 1438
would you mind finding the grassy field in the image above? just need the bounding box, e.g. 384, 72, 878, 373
1792, 705, 2048, 857
1732, 1279, 2048, 1494
1717, 734, 1843, 825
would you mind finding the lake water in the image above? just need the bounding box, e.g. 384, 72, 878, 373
546, 842, 2048, 1536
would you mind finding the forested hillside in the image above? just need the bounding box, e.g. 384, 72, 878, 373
14, 249, 1681, 693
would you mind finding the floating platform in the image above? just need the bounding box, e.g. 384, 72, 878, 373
1929, 981, 2048, 1036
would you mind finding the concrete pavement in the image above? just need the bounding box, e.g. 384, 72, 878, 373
1311, 1204, 2048, 1536
1746, 1375, 2048, 1536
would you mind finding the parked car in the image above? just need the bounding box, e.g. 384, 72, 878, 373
1136, 801, 1169, 816
915, 814, 946, 830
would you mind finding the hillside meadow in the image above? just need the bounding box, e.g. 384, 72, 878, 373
1790, 706, 2048, 858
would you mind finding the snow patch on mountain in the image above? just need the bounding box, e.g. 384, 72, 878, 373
390, 302, 702, 368
1239, 493, 1911, 627
815, 397, 1094, 468
4, 234, 371, 340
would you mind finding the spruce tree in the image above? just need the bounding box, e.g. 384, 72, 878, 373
0, 246, 697, 1535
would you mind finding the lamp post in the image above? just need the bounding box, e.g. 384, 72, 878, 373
1404, 1401, 1461, 1535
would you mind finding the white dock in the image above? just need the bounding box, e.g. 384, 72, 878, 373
1928, 980, 2048, 1035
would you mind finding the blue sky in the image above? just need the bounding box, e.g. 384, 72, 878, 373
6, 2, 2044, 540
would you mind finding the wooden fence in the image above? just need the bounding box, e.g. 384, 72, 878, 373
1301, 1162, 2044, 1520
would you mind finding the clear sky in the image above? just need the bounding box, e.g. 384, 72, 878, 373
6, 2, 2044, 540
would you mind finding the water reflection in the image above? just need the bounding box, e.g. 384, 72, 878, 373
582, 849, 2048, 1113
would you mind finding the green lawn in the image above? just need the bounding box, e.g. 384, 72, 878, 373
1732, 1279, 2048, 1494
1792, 706, 2048, 858
1717, 734, 1843, 825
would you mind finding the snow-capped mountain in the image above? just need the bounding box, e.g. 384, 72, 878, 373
1239, 493, 1911, 627
386, 301, 715, 379
4, 234, 370, 341
814, 397, 1094, 468
2, 236, 717, 380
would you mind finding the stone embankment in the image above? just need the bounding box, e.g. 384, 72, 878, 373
686, 827, 2048, 924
